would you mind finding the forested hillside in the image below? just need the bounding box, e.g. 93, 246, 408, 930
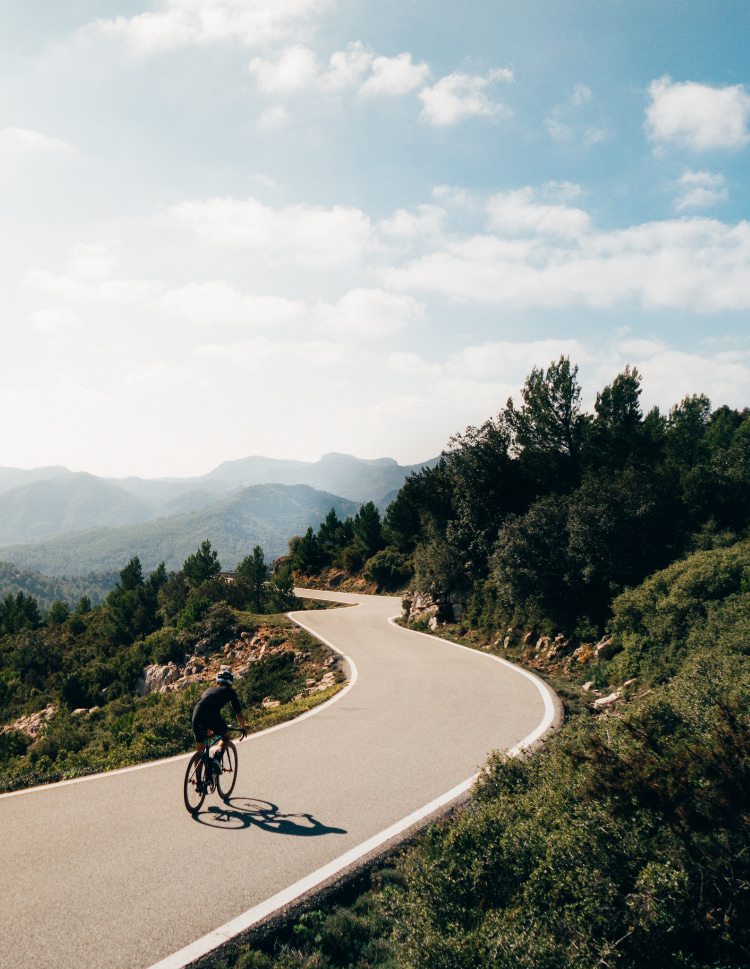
0, 562, 120, 613
0, 541, 342, 791
0, 484, 359, 576
292, 358, 749, 643
255, 358, 750, 969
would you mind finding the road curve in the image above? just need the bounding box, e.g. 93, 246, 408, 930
0, 590, 560, 969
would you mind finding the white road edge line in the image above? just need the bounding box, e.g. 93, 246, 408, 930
145, 612, 559, 969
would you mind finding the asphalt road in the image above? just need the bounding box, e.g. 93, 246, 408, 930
0, 590, 560, 969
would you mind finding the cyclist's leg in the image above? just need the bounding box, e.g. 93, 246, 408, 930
192, 720, 209, 781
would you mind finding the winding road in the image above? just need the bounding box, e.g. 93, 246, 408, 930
0, 590, 561, 969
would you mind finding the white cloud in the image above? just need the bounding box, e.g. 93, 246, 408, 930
317, 288, 424, 337
169, 195, 373, 267
248, 41, 429, 98
0, 127, 76, 159
124, 360, 210, 391
24, 269, 158, 303
90, 0, 332, 53
320, 41, 375, 91
486, 187, 592, 238
68, 244, 119, 280
386, 352, 442, 378
28, 308, 83, 340
675, 170, 728, 211
444, 339, 592, 383
258, 105, 289, 128
162, 281, 305, 326
195, 335, 348, 370
646, 76, 750, 151
379, 204, 446, 239
637, 349, 750, 412
419, 68, 514, 125
359, 52, 430, 97
384, 191, 750, 312
248, 45, 318, 91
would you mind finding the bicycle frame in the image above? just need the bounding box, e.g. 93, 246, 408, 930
184, 725, 243, 813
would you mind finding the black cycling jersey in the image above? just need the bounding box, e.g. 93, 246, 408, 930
193, 683, 241, 723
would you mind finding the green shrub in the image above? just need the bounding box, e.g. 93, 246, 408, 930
608, 542, 750, 683
391, 662, 750, 969
145, 627, 183, 665
0, 729, 31, 763
363, 549, 412, 590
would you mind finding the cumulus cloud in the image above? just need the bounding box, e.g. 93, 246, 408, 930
162, 281, 306, 326
68, 244, 120, 280
486, 187, 592, 238
444, 339, 593, 383
646, 76, 750, 151
0, 126, 76, 158
359, 52, 430, 96
384, 190, 750, 312
169, 195, 373, 267
29, 308, 83, 340
24, 269, 158, 303
419, 68, 514, 125
248, 44, 318, 91
0, 128, 77, 179
637, 349, 750, 412
195, 335, 348, 370
320, 41, 374, 90
386, 351, 442, 378
317, 288, 424, 337
675, 170, 728, 211
90, 0, 332, 53
124, 360, 210, 391
379, 204, 446, 239
248, 41, 429, 98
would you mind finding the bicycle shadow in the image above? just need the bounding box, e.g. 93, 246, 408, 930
192, 796, 348, 837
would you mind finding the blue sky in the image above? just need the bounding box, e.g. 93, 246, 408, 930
1, 0, 749, 478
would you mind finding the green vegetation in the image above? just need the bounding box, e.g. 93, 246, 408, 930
0, 561, 120, 612
238, 359, 750, 969
0, 541, 339, 792
223, 540, 750, 969
0, 484, 359, 576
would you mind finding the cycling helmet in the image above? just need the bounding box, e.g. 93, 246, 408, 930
216, 666, 234, 684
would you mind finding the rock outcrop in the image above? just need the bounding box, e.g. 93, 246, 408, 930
135, 625, 340, 704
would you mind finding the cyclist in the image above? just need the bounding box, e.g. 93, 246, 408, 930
191, 666, 248, 787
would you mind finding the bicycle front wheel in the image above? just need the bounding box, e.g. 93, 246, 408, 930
216, 741, 238, 801
184, 753, 206, 813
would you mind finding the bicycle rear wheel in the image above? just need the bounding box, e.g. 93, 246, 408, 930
184, 753, 206, 813
216, 741, 238, 800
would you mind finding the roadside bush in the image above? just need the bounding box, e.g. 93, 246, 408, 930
391, 661, 750, 969
0, 729, 31, 763
235, 651, 299, 707
608, 542, 750, 683
176, 600, 238, 652
363, 549, 412, 591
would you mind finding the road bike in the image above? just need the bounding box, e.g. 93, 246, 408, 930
183, 725, 244, 814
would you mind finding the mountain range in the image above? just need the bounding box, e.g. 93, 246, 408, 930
0, 453, 437, 576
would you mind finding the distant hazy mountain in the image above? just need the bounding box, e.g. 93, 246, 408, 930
0, 472, 151, 545
197, 452, 434, 503
0, 452, 437, 549
0, 483, 360, 576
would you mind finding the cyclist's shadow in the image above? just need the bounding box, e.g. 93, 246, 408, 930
193, 796, 347, 837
